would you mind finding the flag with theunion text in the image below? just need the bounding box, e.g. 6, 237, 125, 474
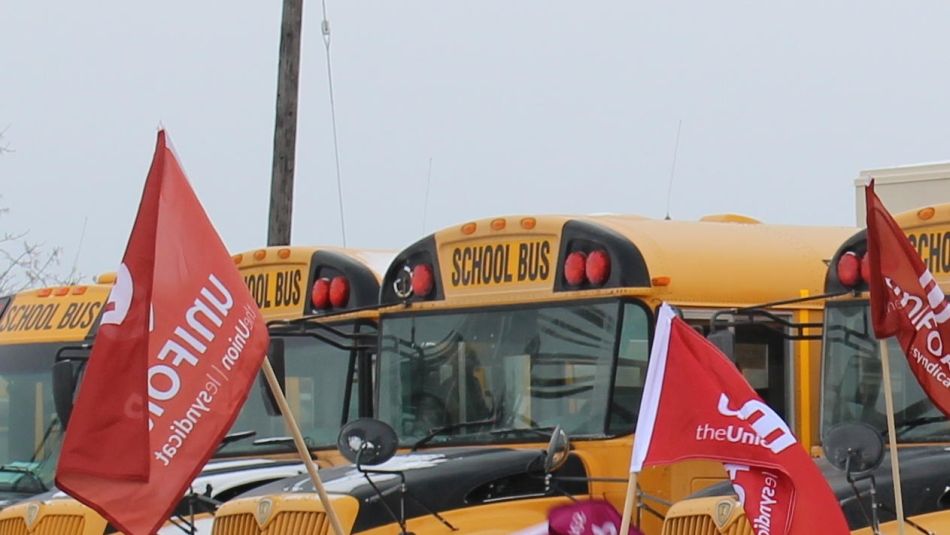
630, 304, 848, 535
56, 130, 269, 535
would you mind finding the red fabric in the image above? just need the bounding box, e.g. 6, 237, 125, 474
547, 500, 643, 535
630, 305, 848, 535
865, 181, 950, 417
56, 131, 269, 535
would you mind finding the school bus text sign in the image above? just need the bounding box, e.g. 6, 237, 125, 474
0, 291, 107, 344
442, 236, 558, 295
907, 226, 950, 281
241, 264, 306, 319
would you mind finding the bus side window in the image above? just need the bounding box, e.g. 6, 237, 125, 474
608, 303, 649, 435
733, 324, 787, 421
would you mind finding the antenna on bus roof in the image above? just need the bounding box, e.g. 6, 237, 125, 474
321, 0, 347, 247
67, 216, 88, 284
422, 157, 433, 234
664, 120, 683, 221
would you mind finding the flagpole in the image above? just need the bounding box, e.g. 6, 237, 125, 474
619, 470, 638, 534
879, 340, 906, 535
262, 357, 346, 535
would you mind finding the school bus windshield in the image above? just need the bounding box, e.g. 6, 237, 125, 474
0, 342, 66, 495
377, 299, 650, 445
217, 333, 362, 456
0, 332, 362, 493
821, 300, 950, 443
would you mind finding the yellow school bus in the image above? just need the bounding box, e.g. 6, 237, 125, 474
0, 246, 392, 535
0, 285, 109, 506
211, 214, 853, 535
0, 284, 110, 509
661, 204, 950, 534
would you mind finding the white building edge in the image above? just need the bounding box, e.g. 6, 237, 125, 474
855, 162, 950, 226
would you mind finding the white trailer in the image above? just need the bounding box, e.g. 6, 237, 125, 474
856, 162, 950, 225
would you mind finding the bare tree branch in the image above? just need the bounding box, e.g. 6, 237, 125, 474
0, 126, 12, 155
0, 196, 72, 295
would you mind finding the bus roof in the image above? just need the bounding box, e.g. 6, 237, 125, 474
0, 284, 112, 345
827, 202, 950, 293
382, 214, 854, 309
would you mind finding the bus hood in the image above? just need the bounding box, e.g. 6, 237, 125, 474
233, 447, 588, 532
689, 446, 950, 530
30, 457, 306, 504
0, 491, 33, 508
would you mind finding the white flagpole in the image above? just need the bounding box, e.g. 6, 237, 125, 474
879, 340, 906, 535
622, 304, 674, 534
619, 471, 638, 534
262, 357, 346, 535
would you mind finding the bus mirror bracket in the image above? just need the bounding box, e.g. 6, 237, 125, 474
52, 360, 79, 427
544, 425, 570, 473
260, 339, 286, 417
52, 344, 92, 428
707, 328, 736, 362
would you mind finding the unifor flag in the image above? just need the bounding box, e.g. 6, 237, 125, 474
56, 130, 269, 535
865, 181, 950, 418
630, 304, 848, 535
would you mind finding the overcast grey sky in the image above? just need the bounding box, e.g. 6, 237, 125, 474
4, 1, 950, 282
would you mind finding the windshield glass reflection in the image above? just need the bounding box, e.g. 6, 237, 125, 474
0, 342, 66, 494
377, 301, 647, 446
822, 300, 950, 443
218, 333, 363, 456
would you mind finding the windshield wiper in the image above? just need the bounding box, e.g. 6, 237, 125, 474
252, 436, 322, 450
253, 437, 295, 448
410, 417, 496, 452
488, 426, 555, 439
0, 465, 47, 493
217, 430, 256, 451
890, 416, 948, 439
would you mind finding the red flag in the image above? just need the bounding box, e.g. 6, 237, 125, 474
56, 131, 269, 534
865, 181, 950, 417
630, 304, 848, 535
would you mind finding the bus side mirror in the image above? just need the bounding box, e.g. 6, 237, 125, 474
53, 360, 79, 427
260, 338, 286, 417
707, 329, 736, 361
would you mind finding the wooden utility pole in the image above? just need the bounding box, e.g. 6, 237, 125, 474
267, 0, 304, 246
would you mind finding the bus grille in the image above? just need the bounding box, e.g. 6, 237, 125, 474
0, 519, 26, 535
661, 514, 752, 535
212, 512, 329, 535
0, 515, 84, 535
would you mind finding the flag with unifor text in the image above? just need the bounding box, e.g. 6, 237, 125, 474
630, 304, 848, 535
56, 130, 269, 535
865, 180, 950, 417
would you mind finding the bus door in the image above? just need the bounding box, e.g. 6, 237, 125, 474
697, 309, 808, 426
